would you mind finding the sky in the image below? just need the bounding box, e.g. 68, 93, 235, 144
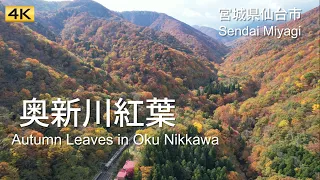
53, 0, 319, 28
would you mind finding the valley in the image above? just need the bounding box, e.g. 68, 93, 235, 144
0, 0, 319, 179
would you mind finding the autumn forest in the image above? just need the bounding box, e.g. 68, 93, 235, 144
0, 0, 319, 180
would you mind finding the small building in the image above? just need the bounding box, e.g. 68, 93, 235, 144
123, 161, 135, 178
116, 169, 127, 180
116, 161, 135, 180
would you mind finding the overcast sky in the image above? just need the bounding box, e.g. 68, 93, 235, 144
54, 0, 319, 28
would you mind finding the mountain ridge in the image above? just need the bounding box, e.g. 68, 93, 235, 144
193, 25, 236, 43
121, 10, 229, 63
17, 0, 220, 97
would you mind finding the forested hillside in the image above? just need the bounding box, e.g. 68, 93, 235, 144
33, 0, 221, 97
0, 9, 140, 178
121, 11, 229, 63
0, 0, 319, 179
216, 7, 320, 179
0, 1, 235, 179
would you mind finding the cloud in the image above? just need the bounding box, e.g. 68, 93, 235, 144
51, 0, 319, 29
182, 8, 203, 18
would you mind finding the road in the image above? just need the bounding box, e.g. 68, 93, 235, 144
93, 135, 135, 180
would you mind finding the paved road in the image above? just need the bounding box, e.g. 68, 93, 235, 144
94, 135, 135, 180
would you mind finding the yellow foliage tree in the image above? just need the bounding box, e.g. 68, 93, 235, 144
140, 166, 152, 180
295, 81, 303, 89
204, 129, 221, 138
278, 120, 289, 128
174, 77, 183, 86
193, 122, 203, 133
312, 104, 320, 113
95, 127, 107, 135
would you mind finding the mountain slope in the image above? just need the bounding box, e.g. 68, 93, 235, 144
0, 9, 140, 178
28, 0, 219, 97
1, 0, 221, 96
35, 0, 122, 35
0, 11, 133, 107
193, 25, 235, 43
0, 3, 228, 179
216, 7, 320, 179
121, 11, 229, 63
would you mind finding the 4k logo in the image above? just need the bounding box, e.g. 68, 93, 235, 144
5, 6, 35, 22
